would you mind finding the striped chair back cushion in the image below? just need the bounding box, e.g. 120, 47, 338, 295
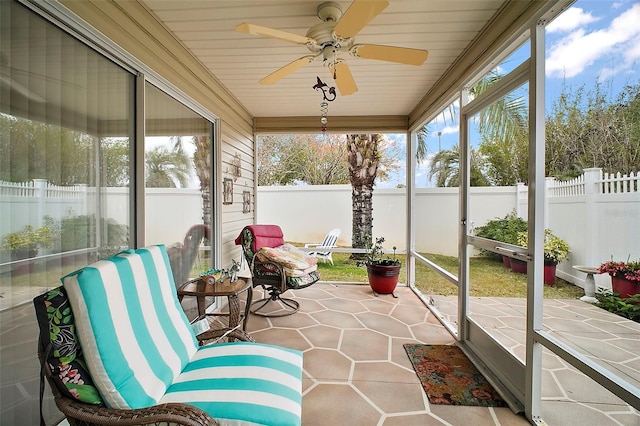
62, 244, 198, 409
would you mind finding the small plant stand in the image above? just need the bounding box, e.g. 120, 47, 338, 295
573, 265, 599, 303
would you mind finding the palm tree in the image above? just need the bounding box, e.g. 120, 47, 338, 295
428, 145, 490, 187
416, 126, 429, 162
472, 72, 529, 185
145, 145, 191, 188
192, 135, 211, 225
346, 134, 382, 257
347, 130, 430, 255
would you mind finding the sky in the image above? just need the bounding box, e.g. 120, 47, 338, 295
379, 0, 640, 189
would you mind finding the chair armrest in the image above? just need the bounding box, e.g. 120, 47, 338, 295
251, 257, 288, 293
304, 243, 321, 248
43, 352, 219, 426
52, 383, 218, 426
197, 328, 256, 345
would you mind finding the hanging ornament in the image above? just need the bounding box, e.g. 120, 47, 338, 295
312, 77, 336, 135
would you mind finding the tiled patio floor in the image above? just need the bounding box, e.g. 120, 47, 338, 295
1, 282, 638, 425
430, 295, 640, 392
246, 283, 639, 425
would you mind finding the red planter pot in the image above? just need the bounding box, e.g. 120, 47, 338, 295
367, 263, 401, 294
502, 255, 511, 267
544, 263, 556, 286
510, 258, 527, 274
611, 276, 640, 299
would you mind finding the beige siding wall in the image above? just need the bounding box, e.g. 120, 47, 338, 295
60, 0, 256, 266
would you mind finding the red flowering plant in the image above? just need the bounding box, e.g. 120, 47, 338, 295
598, 258, 640, 282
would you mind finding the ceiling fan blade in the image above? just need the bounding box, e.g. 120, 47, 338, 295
328, 61, 357, 96
351, 44, 428, 66
333, 0, 389, 39
260, 56, 316, 85
235, 23, 314, 45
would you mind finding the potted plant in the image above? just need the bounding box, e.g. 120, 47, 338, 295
597, 258, 640, 299
475, 210, 527, 268
361, 236, 401, 295
516, 229, 570, 285
1, 224, 54, 260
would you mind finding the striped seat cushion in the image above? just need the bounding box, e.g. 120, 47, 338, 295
62, 244, 303, 425
161, 342, 303, 426
62, 245, 199, 408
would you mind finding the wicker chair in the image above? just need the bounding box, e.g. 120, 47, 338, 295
34, 245, 303, 426
168, 224, 212, 286
35, 288, 252, 426
235, 225, 319, 317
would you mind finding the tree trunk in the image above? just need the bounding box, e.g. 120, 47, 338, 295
347, 134, 381, 260
193, 135, 211, 226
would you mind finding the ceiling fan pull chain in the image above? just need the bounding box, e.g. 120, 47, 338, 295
312, 76, 336, 136
320, 100, 328, 134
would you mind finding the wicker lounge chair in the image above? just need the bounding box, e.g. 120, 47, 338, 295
235, 225, 319, 317
34, 244, 303, 426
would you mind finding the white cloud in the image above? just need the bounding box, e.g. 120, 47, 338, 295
546, 7, 599, 34
546, 3, 640, 79
440, 125, 459, 136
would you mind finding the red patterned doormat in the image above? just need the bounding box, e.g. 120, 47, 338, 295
403, 344, 507, 407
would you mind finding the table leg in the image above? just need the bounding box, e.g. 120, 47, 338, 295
228, 295, 240, 329
243, 286, 252, 331
197, 294, 207, 318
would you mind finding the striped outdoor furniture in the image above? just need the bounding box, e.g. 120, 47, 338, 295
34, 244, 303, 426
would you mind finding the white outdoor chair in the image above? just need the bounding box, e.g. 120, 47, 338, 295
305, 228, 341, 266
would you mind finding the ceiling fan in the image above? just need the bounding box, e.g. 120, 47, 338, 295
235, 0, 428, 96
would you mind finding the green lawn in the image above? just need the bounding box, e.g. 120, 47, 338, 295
315, 252, 584, 299
4, 250, 584, 301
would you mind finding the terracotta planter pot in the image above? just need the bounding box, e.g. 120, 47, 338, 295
510, 258, 527, 274
544, 263, 556, 285
611, 276, 640, 299
367, 263, 401, 294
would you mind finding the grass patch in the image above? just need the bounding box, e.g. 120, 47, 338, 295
315, 252, 584, 299
4, 250, 584, 301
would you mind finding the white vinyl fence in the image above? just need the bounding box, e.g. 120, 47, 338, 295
258, 168, 639, 291
2, 168, 638, 290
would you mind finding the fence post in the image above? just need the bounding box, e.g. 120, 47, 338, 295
33, 179, 47, 228
545, 177, 554, 226
582, 168, 601, 267
78, 184, 88, 216
516, 182, 527, 218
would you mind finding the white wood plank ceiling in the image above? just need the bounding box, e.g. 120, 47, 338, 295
141, 0, 506, 118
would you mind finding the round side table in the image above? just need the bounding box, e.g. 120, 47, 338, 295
177, 276, 253, 332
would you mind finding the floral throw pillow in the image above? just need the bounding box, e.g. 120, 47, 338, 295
36, 286, 102, 404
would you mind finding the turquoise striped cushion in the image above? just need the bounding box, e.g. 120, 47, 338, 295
62, 245, 198, 409
161, 342, 303, 426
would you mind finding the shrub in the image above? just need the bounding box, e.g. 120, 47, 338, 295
474, 211, 527, 257
1, 225, 54, 253
596, 289, 640, 322
516, 229, 570, 264
46, 214, 129, 255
